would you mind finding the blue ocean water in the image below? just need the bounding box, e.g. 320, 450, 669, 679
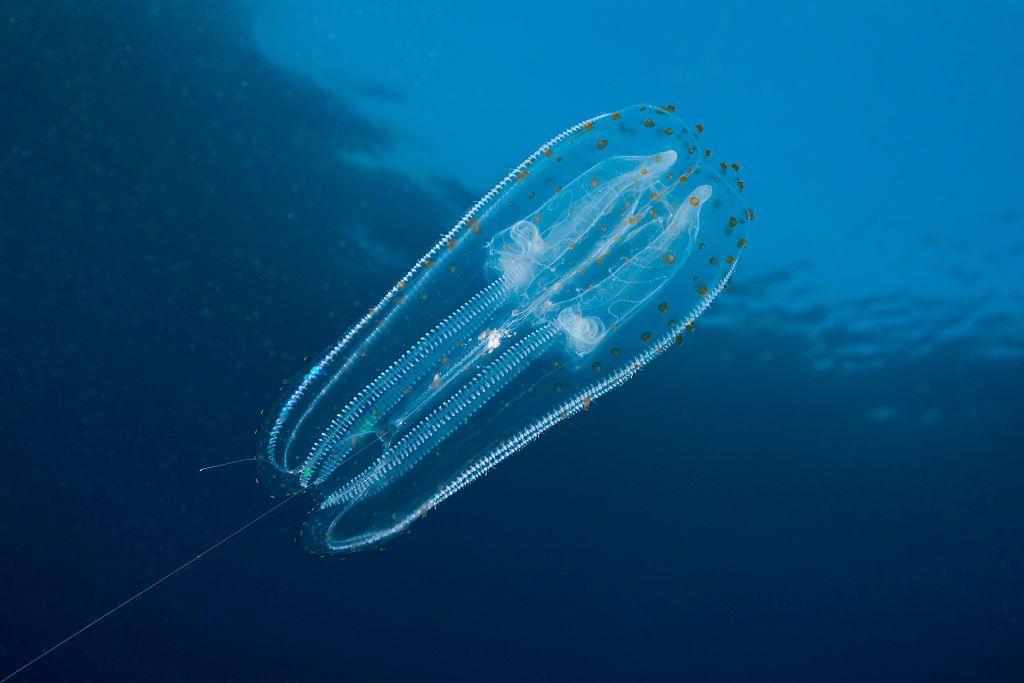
1, 1, 1021, 681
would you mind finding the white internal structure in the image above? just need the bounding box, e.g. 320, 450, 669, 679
491, 149, 709, 356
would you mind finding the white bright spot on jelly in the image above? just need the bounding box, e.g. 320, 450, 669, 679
257, 105, 752, 555
479, 328, 506, 353
555, 308, 606, 355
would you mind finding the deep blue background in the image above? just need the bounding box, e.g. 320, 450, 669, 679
1, 1, 1022, 681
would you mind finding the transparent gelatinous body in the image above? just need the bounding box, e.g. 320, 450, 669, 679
257, 104, 753, 554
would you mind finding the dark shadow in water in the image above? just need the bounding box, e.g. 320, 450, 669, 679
0, 0, 463, 421
0, 1, 464, 678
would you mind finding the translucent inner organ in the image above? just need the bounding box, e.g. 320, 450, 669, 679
257, 104, 752, 554
490, 149, 711, 356
312, 151, 709, 515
